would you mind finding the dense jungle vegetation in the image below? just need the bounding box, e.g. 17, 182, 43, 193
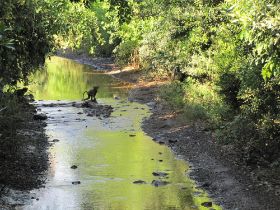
0, 0, 279, 167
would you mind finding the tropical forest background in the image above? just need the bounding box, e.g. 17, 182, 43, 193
0, 0, 279, 167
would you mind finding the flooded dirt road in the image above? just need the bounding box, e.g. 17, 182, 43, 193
19, 57, 220, 210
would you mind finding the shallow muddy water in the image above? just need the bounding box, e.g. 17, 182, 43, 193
20, 57, 221, 210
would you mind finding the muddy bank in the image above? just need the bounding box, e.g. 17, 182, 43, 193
128, 80, 280, 210
56, 49, 117, 71
0, 98, 49, 208
58, 52, 280, 210
127, 81, 280, 210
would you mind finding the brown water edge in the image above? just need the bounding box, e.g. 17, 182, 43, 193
57, 52, 280, 210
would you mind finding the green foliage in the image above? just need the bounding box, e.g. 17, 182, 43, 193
90, 0, 120, 56
183, 79, 231, 123
109, 0, 280, 164
0, 0, 279, 165
159, 82, 185, 110
0, 0, 55, 89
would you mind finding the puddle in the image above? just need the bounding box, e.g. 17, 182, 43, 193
17, 57, 221, 210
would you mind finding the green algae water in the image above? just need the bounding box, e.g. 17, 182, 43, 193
21, 57, 221, 210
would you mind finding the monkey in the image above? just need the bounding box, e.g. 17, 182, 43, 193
83, 86, 99, 102
14, 87, 28, 97
172, 66, 187, 82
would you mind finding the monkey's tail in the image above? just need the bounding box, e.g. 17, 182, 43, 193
82, 91, 88, 101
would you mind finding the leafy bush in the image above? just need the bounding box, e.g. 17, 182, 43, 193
116, 0, 280, 164
159, 82, 185, 110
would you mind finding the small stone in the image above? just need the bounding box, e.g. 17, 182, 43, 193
152, 172, 168, 177
72, 181, 81, 185
77, 112, 83, 115
33, 113, 47, 120
146, 102, 156, 107
200, 182, 211, 188
168, 139, 178, 143
158, 160, 163, 162
201, 202, 212, 207
36, 198, 39, 201
151, 180, 169, 187
71, 165, 78, 169
133, 180, 146, 184
52, 139, 60, 142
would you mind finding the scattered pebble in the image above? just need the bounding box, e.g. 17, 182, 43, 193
151, 180, 169, 187
72, 181, 81, 185
33, 113, 47, 120
71, 165, 78, 169
168, 139, 178, 143
152, 172, 168, 177
133, 180, 147, 184
201, 202, 212, 207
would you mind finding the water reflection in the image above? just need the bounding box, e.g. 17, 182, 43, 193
22, 57, 221, 210
29, 56, 131, 100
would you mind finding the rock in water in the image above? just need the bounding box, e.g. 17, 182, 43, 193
71, 165, 78, 169
72, 181, 81, 185
52, 139, 60, 142
151, 180, 169, 187
133, 180, 147, 184
33, 113, 47, 120
152, 172, 168, 177
201, 202, 212, 207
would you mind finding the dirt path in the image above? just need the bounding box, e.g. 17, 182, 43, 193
57, 53, 280, 209
0, 100, 49, 209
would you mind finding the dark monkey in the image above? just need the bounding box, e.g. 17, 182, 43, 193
15, 87, 28, 97
83, 86, 99, 102
172, 66, 187, 82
